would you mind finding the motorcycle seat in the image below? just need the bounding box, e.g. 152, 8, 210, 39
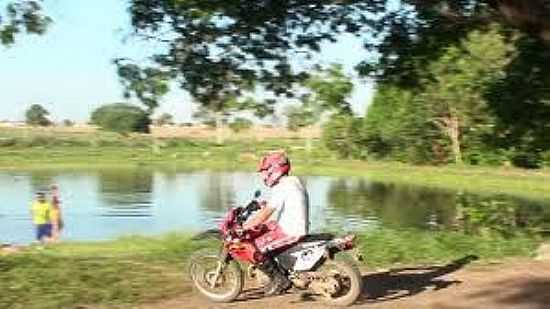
301, 233, 334, 242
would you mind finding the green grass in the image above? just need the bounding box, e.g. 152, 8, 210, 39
356, 229, 539, 268
0, 230, 540, 308
298, 161, 550, 202
0, 234, 211, 309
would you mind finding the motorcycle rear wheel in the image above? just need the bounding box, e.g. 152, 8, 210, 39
315, 259, 363, 306
188, 250, 243, 303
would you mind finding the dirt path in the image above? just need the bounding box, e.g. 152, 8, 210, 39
142, 258, 550, 309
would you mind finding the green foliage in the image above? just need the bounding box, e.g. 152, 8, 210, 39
347, 25, 549, 168
357, 228, 538, 268
193, 97, 272, 125
91, 103, 150, 134
303, 64, 353, 114
359, 85, 440, 163
125, 0, 550, 106
322, 114, 366, 159
285, 104, 315, 131
25, 103, 51, 126
154, 113, 174, 126
114, 61, 171, 113
457, 195, 547, 239
121, 0, 549, 168
485, 35, 550, 167
228, 117, 252, 133
510, 152, 544, 170
286, 65, 353, 132
0, 0, 51, 46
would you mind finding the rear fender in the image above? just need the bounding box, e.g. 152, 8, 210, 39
327, 235, 363, 262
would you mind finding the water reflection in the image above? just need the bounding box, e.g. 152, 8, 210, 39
96, 169, 153, 217
326, 179, 457, 230
198, 173, 235, 213
0, 169, 547, 244
455, 193, 550, 237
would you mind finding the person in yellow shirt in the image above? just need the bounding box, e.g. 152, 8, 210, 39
31, 192, 52, 243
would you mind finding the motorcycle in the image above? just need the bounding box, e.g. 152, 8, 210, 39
188, 191, 363, 306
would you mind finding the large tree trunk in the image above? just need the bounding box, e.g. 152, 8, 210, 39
215, 113, 225, 145
434, 114, 463, 165
448, 115, 463, 165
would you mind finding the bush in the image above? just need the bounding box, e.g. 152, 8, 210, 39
542, 151, 550, 167
322, 115, 366, 159
90, 103, 150, 134
62, 119, 74, 127
511, 152, 543, 169
154, 113, 174, 126
463, 149, 508, 166
0, 138, 17, 147
228, 118, 253, 133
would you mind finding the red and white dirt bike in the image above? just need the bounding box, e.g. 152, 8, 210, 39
188, 191, 363, 306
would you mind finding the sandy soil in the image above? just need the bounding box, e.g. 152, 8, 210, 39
141, 258, 550, 309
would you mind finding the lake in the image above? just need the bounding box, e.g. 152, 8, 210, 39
1, 168, 548, 244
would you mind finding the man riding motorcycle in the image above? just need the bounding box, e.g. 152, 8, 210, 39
242, 151, 310, 295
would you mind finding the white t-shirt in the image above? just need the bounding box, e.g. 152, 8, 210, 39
268, 176, 310, 237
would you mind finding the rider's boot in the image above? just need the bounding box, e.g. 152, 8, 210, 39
257, 258, 292, 296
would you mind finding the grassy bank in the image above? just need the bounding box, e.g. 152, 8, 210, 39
0, 231, 539, 308
0, 128, 549, 201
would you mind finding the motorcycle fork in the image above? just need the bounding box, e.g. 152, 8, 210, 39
210, 249, 230, 289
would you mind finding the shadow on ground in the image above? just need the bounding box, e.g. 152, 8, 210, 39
235, 255, 478, 305
356, 255, 479, 304
464, 277, 550, 309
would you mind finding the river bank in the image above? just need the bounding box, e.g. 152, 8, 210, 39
0, 231, 540, 308
1, 144, 548, 202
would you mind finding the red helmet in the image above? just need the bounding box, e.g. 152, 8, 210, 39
257, 152, 291, 187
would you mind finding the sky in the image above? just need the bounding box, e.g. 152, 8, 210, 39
0, 0, 375, 123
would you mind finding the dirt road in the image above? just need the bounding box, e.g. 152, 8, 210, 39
142, 257, 550, 309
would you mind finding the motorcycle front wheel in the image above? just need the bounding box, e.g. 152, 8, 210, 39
188, 250, 243, 303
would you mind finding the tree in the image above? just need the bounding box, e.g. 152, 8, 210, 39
362, 25, 516, 165
154, 113, 174, 126
62, 119, 74, 127
114, 60, 171, 115
193, 96, 272, 144
124, 1, 550, 103
0, 0, 51, 46
322, 115, 366, 159
25, 104, 50, 126
417, 26, 513, 164
364, 86, 420, 161
484, 35, 550, 168
285, 65, 353, 153
90, 103, 150, 134
228, 117, 253, 133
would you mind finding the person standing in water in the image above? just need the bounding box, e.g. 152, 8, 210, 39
31, 192, 52, 244
50, 185, 64, 242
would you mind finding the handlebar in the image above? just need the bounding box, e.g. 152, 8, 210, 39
235, 200, 262, 226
